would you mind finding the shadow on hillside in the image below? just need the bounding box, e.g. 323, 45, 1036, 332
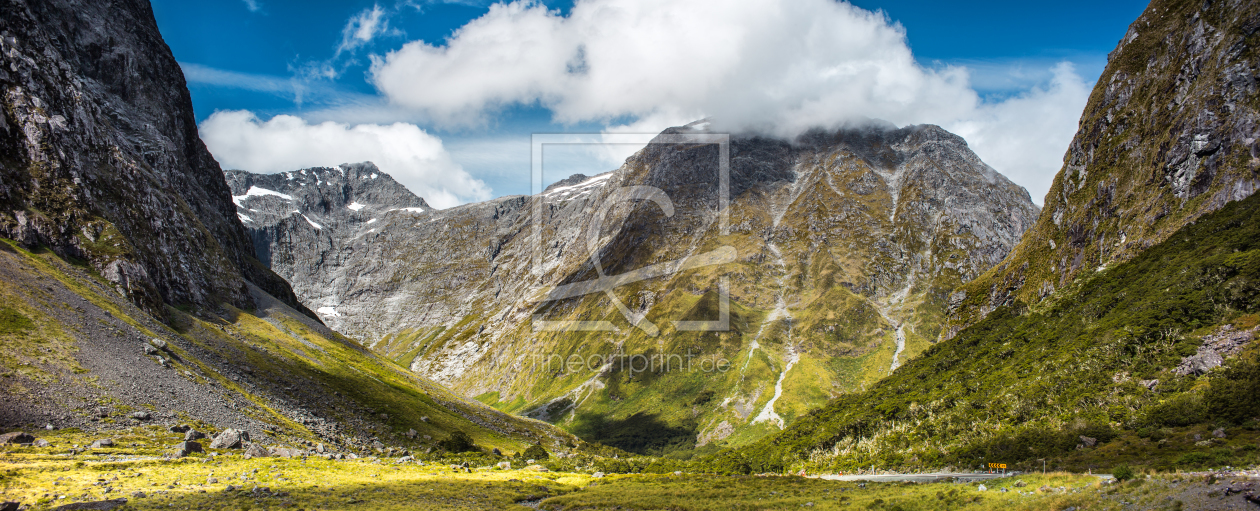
570, 412, 698, 456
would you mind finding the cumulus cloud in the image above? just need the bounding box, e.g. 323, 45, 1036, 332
369, 0, 980, 131
199, 110, 491, 208
367, 0, 1091, 203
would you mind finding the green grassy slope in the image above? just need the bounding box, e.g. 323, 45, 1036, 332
726, 192, 1260, 474
0, 237, 572, 455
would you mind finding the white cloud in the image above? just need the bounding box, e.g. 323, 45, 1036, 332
199, 110, 491, 208
242, 0, 261, 12
368, 0, 1091, 204
338, 4, 391, 56
946, 63, 1091, 206
181, 63, 292, 94
180, 62, 383, 109
369, 0, 978, 131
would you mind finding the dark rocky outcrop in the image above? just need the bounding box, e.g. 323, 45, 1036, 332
0, 431, 34, 444
0, 0, 309, 318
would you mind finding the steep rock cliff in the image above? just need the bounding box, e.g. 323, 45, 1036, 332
0, 0, 305, 316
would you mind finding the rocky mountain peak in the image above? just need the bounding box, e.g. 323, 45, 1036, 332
242, 120, 1040, 449
225, 162, 429, 219
224, 162, 433, 318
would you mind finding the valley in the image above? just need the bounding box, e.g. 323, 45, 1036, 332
1, 0, 1259, 508
233, 124, 1039, 453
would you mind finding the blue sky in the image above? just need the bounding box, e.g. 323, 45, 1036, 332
153, 0, 1148, 207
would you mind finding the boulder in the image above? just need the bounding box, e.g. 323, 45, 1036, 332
129, 412, 151, 420
271, 447, 303, 458
143, 345, 158, 356
0, 432, 34, 445
315, 443, 326, 454
184, 430, 206, 441
243, 443, 270, 458
170, 425, 191, 433
1078, 436, 1097, 448
89, 439, 114, 449
592, 471, 604, 478
0, 501, 17, 511
149, 338, 167, 350
33, 439, 50, 447
209, 429, 249, 449
1175, 350, 1223, 376
496, 461, 511, 470
1212, 428, 1227, 438
173, 441, 203, 457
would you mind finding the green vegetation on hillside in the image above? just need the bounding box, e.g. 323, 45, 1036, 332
0, 236, 568, 455
0, 431, 1117, 511
725, 192, 1260, 473
948, 0, 1260, 333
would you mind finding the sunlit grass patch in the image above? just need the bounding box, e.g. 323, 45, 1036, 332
539, 472, 1104, 511
0, 444, 1121, 511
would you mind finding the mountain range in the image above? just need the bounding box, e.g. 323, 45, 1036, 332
2, 0, 1256, 485
230, 121, 1040, 453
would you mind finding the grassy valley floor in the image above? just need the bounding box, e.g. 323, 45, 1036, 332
3, 427, 1258, 510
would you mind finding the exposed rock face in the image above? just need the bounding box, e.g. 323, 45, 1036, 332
1174, 324, 1257, 375
945, 0, 1260, 336
224, 163, 429, 317
0, 0, 306, 316
240, 121, 1038, 447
